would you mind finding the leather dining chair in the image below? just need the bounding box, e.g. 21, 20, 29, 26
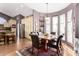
48, 34, 64, 55
30, 34, 43, 55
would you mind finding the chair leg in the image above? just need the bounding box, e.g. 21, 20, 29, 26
7, 39, 9, 44
57, 48, 60, 56
4, 39, 5, 45
12, 37, 15, 43
7, 36, 9, 45
37, 49, 39, 56
32, 47, 33, 54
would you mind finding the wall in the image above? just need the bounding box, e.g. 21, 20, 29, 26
21, 16, 33, 38
74, 4, 79, 53
75, 4, 79, 38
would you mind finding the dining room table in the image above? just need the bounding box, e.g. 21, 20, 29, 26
39, 34, 57, 52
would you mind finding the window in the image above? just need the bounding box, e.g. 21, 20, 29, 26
60, 14, 65, 40
0, 17, 7, 24
45, 17, 51, 34
67, 10, 73, 44
52, 16, 58, 36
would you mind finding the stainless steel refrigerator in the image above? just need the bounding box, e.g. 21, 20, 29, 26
20, 24, 25, 38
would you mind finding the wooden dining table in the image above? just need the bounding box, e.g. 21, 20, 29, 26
39, 35, 55, 52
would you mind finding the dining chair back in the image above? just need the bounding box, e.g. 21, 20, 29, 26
48, 34, 64, 55
31, 35, 39, 49
56, 35, 63, 47
30, 34, 40, 55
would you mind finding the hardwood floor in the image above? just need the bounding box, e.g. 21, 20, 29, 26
0, 39, 32, 56
0, 38, 76, 56
62, 43, 76, 56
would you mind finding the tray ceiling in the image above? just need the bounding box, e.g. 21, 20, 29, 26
0, 3, 70, 17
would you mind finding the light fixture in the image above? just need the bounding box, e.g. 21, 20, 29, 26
45, 3, 49, 19
46, 3, 48, 17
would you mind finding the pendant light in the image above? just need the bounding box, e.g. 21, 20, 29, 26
45, 3, 49, 19
46, 3, 48, 17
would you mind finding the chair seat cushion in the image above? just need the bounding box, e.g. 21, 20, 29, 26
48, 44, 57, 49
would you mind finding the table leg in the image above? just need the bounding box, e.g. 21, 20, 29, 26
45, 43, 48, 52
7, 36, 9, 44
12, 36, 15, 43
4, 37, 6, 45
44, 40, 48, 52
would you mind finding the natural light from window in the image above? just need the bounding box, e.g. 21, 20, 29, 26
0, 17, 7, 24
60, 14, 65, 40
52, 16, 58, 36
67, 10, 73, 44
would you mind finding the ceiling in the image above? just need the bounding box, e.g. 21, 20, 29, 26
0, 3, 33, 17
0, 3, 70, 17
25, 3, 70, 13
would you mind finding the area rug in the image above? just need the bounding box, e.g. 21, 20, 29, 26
16, 47, 64, 56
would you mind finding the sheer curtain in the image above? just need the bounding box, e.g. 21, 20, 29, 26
52, 16, 58, 36
67, 10, 73, 44
60, 14, 65, 40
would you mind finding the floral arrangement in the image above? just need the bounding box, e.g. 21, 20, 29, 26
44, 33, 48, 36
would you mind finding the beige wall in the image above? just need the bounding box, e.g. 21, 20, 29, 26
22, 16, 33, 38
4, 19, 16, 35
